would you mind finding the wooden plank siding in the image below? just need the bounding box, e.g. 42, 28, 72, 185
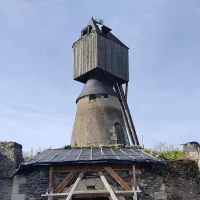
73, 32, 129, 83
97, 34, 129, 83
73, 33, 98, 81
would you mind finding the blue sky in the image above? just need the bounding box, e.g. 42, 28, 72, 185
0, 0, 200, 151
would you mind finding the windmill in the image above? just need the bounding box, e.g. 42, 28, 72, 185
71, 17, 139, 147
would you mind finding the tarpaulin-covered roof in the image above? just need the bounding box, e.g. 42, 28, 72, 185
18, 147, 161, 173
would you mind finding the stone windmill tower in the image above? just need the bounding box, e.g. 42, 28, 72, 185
71, 18, 139, 147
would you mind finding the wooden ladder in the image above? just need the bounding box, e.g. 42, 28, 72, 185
114, 83, 139, 146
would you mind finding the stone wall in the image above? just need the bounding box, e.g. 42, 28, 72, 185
183, 142, 200, 161
0, 178, 13, 200
12, 168, 49, 200
11, 161, 200, 200
136, 165, 167, 200
0, 142, 23, 200
138, 160, 200, 200
163, 160, 200, 200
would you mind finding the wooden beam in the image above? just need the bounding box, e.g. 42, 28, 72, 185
118, 84, 139, 145
66, 168, 86, 200
114, 83, 135, 145
72, 190, 110, 198
129, 165, 138, 200
98, 171, 118, 200
53, 165, 132, 173
104, 167, 131, 191
114, 191, 135, 196
54, 172, 76, 193
48, 188, 53, 200
125, 82, 128, 101
42, 190, 135, 198
49, 167, 54, 189
132, 165, 136, 188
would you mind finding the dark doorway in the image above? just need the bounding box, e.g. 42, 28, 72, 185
115, 123, 125, 145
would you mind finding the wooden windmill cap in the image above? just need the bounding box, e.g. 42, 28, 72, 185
73, 17, 129, 49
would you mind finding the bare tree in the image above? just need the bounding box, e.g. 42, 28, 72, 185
154, 142, 175, 152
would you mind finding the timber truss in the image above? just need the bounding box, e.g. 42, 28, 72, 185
41, 164, 141, 200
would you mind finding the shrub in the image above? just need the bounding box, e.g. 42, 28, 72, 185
142, 144, 185, 160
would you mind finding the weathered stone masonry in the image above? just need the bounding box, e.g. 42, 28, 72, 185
10, 162, 200, 200
0, 142, 23, 200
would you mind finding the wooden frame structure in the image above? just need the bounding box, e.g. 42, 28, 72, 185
42, 164, 141, 200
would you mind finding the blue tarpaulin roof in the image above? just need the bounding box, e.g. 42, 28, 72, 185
22, 147, 161, 167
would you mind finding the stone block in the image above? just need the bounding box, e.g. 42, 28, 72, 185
159, 184, 165, 191
108, 128, 115, 133
111, 136, 117, 141
154, 191, 167, 200
11, 194, 26, 200
14, 175, 27, 184
136, 169, 142, 175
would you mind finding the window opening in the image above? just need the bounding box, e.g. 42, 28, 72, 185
115, 123, 125, 145
82, 25, 92, 37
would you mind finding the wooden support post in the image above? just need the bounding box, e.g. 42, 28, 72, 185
118, 84, 139, 145
130, 165, 138, 200
114, 84, 135, 145
49, 167, 54, 190
66, 167, 86, 200
125, 82, 128, 101
48, 167, 54, 200
104, 167, 131, 191
48, 188, 54, 200
98, 171, 118, 200
132, 165, 136, 189
54, 172, 77, 193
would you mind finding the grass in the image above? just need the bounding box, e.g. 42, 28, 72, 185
142, 148, 185, 160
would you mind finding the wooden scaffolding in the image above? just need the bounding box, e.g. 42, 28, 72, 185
42, 164, 141, 200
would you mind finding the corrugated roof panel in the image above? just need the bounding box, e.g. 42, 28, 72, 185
137, 149, 158, 160
63, 148, 82, 162
26, 149, 52, 164
92, 148, 105, 160
102, 148, 119, 160
113, 149, 133, 161
50, 149, 72, 163
78, 148, 91, 161
122, 148, 140, 155
39, 149, 61, 162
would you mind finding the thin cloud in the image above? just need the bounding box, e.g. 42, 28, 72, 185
0, 103, 68, 125
0, 117, 37, 136
196, 6, 200, 13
